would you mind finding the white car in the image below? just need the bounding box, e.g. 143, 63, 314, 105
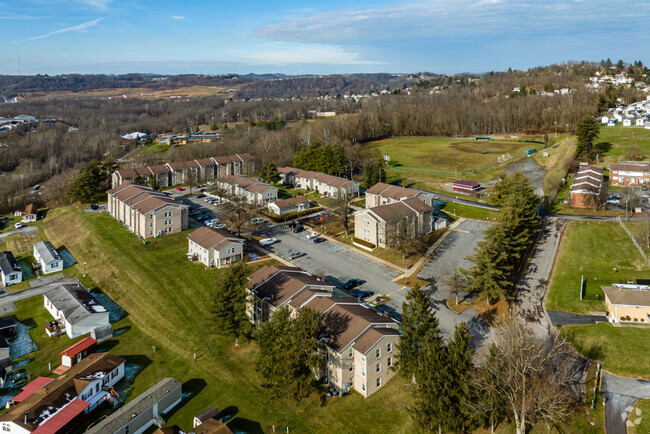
306, 232, 318, 240
259, 237, 278, 247
213, 223, 227, 229
250, 217, 267, 224
14, 222, 22, 229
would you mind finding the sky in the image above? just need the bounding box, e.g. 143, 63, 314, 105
2, 0, 650, 76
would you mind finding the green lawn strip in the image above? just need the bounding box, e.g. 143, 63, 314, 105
629, 399, 650, 434
547, 221, 650, 314
623, 221, 650, 256
30, 206, 413, 432
561, 323, 650, 378
439, 202, 500, 221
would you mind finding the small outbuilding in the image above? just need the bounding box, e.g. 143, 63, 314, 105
451, 180, 481, 194
60, 337, 97, 368
0, 316, 17, 339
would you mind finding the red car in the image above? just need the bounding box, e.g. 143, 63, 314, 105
176, 187, 183, 191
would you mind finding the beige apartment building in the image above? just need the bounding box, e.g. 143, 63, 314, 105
187, 227, 244, 268
278, 167, 360, 200
215, 175, 278, 205
107, 182, 189, 238
246, 265, 400, 397
354, 197, 433, 248
364, 182, 434, 208
602, 284, 650, 323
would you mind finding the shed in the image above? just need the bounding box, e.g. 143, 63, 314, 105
60, 337, 97, 368
524, 148, 537, 156
451, 180, 481, 194
91, 323, 113, 343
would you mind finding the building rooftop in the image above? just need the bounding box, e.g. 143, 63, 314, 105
34, 241, 62, 264
602, 285, 650, 307
0, 251, 21, 275
188, 227, 242, 250
44, 283, 107, 325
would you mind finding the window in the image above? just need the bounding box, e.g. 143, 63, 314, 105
387, 357, 392, 368
349, 363, 354, 373
348, 348, 353, 358
376, 377, 381, 388
362, 383, 366, 392
361, 355, 365, 363
376, 363, 381, 373
376, 348, 381, 359
361, 367, 365, 377
387, 343, 392, 353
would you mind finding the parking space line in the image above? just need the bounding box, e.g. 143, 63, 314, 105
385, 286, 408, 297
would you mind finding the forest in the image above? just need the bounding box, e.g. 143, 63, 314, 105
0, 60, 646, 214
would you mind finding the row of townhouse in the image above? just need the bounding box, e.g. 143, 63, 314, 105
278, 167, 360, 200
610, 161, 650, 186
364, 182, 434, 208
569, 164, 605, 208
215, 175, 278, 205
107, 182, 189, 238
246, 265, 400, 398
111, 153, 255, 188
354, 197, 435, 248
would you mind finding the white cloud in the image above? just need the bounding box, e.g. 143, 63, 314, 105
17, 18, 103, 43
172, 16, 185, 20
78, 0, 112, 9
234, 43, 384, 66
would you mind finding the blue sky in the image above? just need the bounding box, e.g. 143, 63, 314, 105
2, 0, 650, 75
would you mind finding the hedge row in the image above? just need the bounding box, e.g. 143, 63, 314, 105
259, 206, 324, 223
352, 237, 376, 249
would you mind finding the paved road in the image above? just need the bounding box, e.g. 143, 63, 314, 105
0, 276, 80, 315
547, 310, 607, 326
263, 228, 404, 317
0, 226, 38, 241
417, 220, 491, 337
415, 188, 498, 210
602, 371, 650, 434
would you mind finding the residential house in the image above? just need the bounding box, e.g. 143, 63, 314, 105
278, 167, 359, 199
86, 377, 182, 434
44, 282, 110, 339
353, 198, 434, 248
245, 265, 400, 398
33, 241, 63, 275
23, 204, 37, 222
364, 182, 434, 208
0, 338, 11, 386
602, 284, 650, 323
569, 164, 605, 208
0, 251, 22, 287
107, 182, 189, 238
187, 227, 244, 268
60, 337, 97, 369
267, 196, 312, 216
610, 161, 650, 186
1, 352, 125, 433
215, 175, 278, 205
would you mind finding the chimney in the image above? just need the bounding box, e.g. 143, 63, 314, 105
24, 412, 28, 424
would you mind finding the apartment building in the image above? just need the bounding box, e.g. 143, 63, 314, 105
215, 175, 278, 205
111, 153, 255, 187
569, 164, 605, 208
354, 198, 434, 248
610, 161, 650, 186
364, 182, 434, 208
107, 182, 189, 238
279, 167, 360, 200
246, 265, 400, 397
187, 227, 244, 268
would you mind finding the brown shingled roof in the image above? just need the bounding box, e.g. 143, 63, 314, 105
252, 272, 331, 307
352, 327, 399, 354
610, 163, 650, 172
116, 168, 138, 178
188, 227, 242, 249
602, 286, 650, 307
272, 196, 311, 209
247, 265, 302, 289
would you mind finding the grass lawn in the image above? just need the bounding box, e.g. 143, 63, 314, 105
629, 399, 650, 434
624, 221, 650, 256
366, 137, 536, 187
547, 221, 650, 314
438, 202, 501, 221
561, 324, 650, 378
14, 206, 414, 433
598, 126, 650, 164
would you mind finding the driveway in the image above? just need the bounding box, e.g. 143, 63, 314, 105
0, 226, 38, 241
0, 276, 80, 315
602, 371, 650, 434
263, 228, 404, 318
417, 220, 491, 338
547, 311, 608, 326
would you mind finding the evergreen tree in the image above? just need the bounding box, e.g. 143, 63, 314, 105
576, 115, 600, 157
396, 285, 440, 379
363, 160, 386, 188
462, 237, 510, 304
260, 161, 281, 184
443, 323, 472, 432
209, 261, 251, 339
67, 159, 113, 202
255, 307, 322, 400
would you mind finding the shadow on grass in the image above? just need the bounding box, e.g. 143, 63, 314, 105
163, 378, 207, 421
228, 416, 264, 433
96, 339, 120, 353
561, 328, 605, 360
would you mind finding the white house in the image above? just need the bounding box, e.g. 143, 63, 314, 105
187, 227, 244, 268
623, 118, 633, 127
267, 196, 312, 216
44, 282, 110, 339
637, 118, 646, 126
33, 241, 63, 275
0, 251, 22, 287
1, 352, 125, 433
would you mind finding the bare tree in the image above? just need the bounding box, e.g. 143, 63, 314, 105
332, 198, 354, 235
385, 210, 427, 257
473, 323, 578, 434
442, 269, 467, 305
223, 195, 255, 236
639, 214, 650, 249
621, 186, 642, 215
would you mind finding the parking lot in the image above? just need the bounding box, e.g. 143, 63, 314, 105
261, 226, 405, 317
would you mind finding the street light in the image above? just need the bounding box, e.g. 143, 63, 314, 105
566, 123, 569, 140
83, 261, 87, 277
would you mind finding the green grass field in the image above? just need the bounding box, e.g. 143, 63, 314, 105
439, 202, 501, 221
9, 207, 415, 433
366, 137, 536, 186
561, 324, 650, 377
547, 221, 650, 314
630, 399, 650, 434
597, 126, 650, 164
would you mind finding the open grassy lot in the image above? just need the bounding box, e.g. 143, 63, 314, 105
366, 137, 536, 186
439, 202, 501, 221
598, 126, 650, 164
547, 221, 650, 314
624, 221, 650, 256
629, 399, 650, 434
16, 206, 414, 432
561, 324, 650, 378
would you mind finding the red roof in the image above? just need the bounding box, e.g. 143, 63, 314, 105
12, 377, 54, 402
33, 398, 90, 433
60, 337, 96, 357
452, 180, 481, 189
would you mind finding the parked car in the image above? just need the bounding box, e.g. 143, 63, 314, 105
313, 237, 326, 244
13, 222, 22, 229
343, 279, 365, 291
213, 223, 227, 229
290, 252, 306, 259
355, 290, 374, 300
204, 197, 213, 202
89, 204, 99, 210
259, 238, 279, 247
293, 225, 305, 233
176, 187, 183, 191
197, 194, 205, 198
288, 221, 298, 229
306, 232, 319, 239
200, 188, 207, 193
196, 214, 210, 221
250, 217, 267, 224
607, 199, 621, 205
